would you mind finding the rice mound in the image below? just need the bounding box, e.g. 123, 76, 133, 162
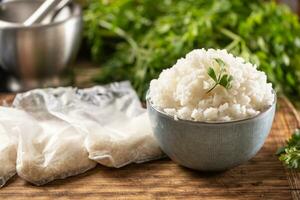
149, 48, 274, 122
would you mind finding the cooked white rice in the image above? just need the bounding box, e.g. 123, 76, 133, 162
149, 48, 274, 122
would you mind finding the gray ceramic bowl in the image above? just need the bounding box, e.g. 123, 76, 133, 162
147, 92, 276, 171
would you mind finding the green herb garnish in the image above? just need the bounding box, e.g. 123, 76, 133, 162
276, 129, 300, 169
206, 58, 233, 93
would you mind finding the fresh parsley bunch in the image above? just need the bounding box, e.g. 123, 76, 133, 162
84, 0, 300, 100
277, 129, 300, 169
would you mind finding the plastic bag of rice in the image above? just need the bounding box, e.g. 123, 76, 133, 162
12, 82, 162, 185
13, 89, 97, 185
149, 48, 274, 121
47, 82, 163, 168
0, 107, 30, 188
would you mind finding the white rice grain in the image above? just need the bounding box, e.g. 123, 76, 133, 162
149, 48, 274, 122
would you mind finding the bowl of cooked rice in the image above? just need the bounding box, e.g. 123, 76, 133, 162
147, 48, 276, 171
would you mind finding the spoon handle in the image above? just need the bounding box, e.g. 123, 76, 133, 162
50, 0, 72, 22
24, 0, 62, 26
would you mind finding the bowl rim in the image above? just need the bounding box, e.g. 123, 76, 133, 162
0, 0, 82, 30
146, 89, 277, 125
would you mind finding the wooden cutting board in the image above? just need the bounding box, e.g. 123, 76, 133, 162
0, 94, 299, 200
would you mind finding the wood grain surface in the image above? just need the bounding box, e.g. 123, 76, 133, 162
0, 94, 299, 200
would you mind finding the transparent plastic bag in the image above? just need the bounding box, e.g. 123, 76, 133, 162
0, 123, 16, 187
85, 112, 163, 167
53, 82, 163, 167
13, 82, 163, 169
13, 89, 97, 185
10, 81, 163, 185
0, 137, 16, 188
0, 107, 29, 187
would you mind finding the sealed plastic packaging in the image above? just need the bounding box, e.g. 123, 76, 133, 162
0, 107, 30, 187
64, 83, 164, 167
12, 81, 163, 185
85, 112, 163, 167
0, 130, 16, 187
13, 89, 97, 185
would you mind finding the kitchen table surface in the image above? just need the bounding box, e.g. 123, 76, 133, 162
0, 93, 299, 200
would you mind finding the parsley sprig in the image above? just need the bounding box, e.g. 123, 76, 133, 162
206, 58, 233, 94
276, 129, 300, 169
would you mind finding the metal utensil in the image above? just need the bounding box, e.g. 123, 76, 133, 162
0, 0, 82, 91
51, 0, 72, 20
23, 0, 62, 26
0, 20, 16, 27
42, 0, 72, 24
0, 0, 72, 27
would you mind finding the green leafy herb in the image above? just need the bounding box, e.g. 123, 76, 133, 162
206, 59, 233, 93
276, 129, 300, 169
207, 67, 217, 82
84, 0, 300, 100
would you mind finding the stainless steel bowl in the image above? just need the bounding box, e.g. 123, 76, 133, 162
0, 0, 82, 91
